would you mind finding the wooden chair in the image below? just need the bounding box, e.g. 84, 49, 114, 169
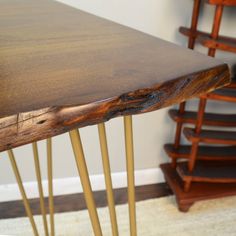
162, 0, 236, 211
168, 0, 236, 165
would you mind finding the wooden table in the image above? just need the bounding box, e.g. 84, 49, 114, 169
0, 0, 230, 236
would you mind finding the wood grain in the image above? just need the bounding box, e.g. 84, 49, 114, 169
0, 0, 230, 151
0, 65, 230, 152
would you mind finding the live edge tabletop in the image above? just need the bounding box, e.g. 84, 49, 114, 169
0, 0, 230, 152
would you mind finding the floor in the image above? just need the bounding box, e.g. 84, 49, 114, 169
2, 194, 236, 235
0, 183, 172, 219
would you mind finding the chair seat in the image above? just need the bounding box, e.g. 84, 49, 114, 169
168, 109, 236, 126
183, 127, 236, 145
164, 144, 236, 161
177, 161, 236, 183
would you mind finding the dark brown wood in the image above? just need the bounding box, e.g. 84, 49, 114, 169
0, 66, 229, 153
0, 0, 229, 118
0, 0, 230, 152
164, 144, 236, 161
161, 163, 236, 212
184, 127, 236, 145
0, 184, 172, 219
177, 161, 236, 184
169, 109, 236, 126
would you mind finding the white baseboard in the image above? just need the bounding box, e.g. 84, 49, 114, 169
0, 168, 164, 202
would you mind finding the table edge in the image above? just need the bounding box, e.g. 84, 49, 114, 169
0, 63, 230, 152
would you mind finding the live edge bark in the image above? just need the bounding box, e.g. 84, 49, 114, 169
0, 64, 230, 152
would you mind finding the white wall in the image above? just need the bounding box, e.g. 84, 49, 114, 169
0, 0, 236, 186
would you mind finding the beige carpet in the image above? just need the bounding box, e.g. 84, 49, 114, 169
1, 195, 236, 235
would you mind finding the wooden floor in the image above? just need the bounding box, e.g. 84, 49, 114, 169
0, 183, 172, 219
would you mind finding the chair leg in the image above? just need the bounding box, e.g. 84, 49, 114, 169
172, 102, 186, 167
8, 149, 39, 236
184, 179, 192, 192
69, 129, 103, 236
208, 4, 224, 57
98, 123, 119, 236
188, 97, 207, 174
47, 138, 55, 236
32, 142, 49, 236
124, 115, 137, 236
188, 0, 202, 49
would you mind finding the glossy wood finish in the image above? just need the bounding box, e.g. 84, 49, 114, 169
0, 0, 230, 152
0, 0, 232, 227
161, 163, 236, 212
0, 0, 229, 118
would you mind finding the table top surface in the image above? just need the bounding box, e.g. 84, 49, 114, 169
0, 0, 230, 151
